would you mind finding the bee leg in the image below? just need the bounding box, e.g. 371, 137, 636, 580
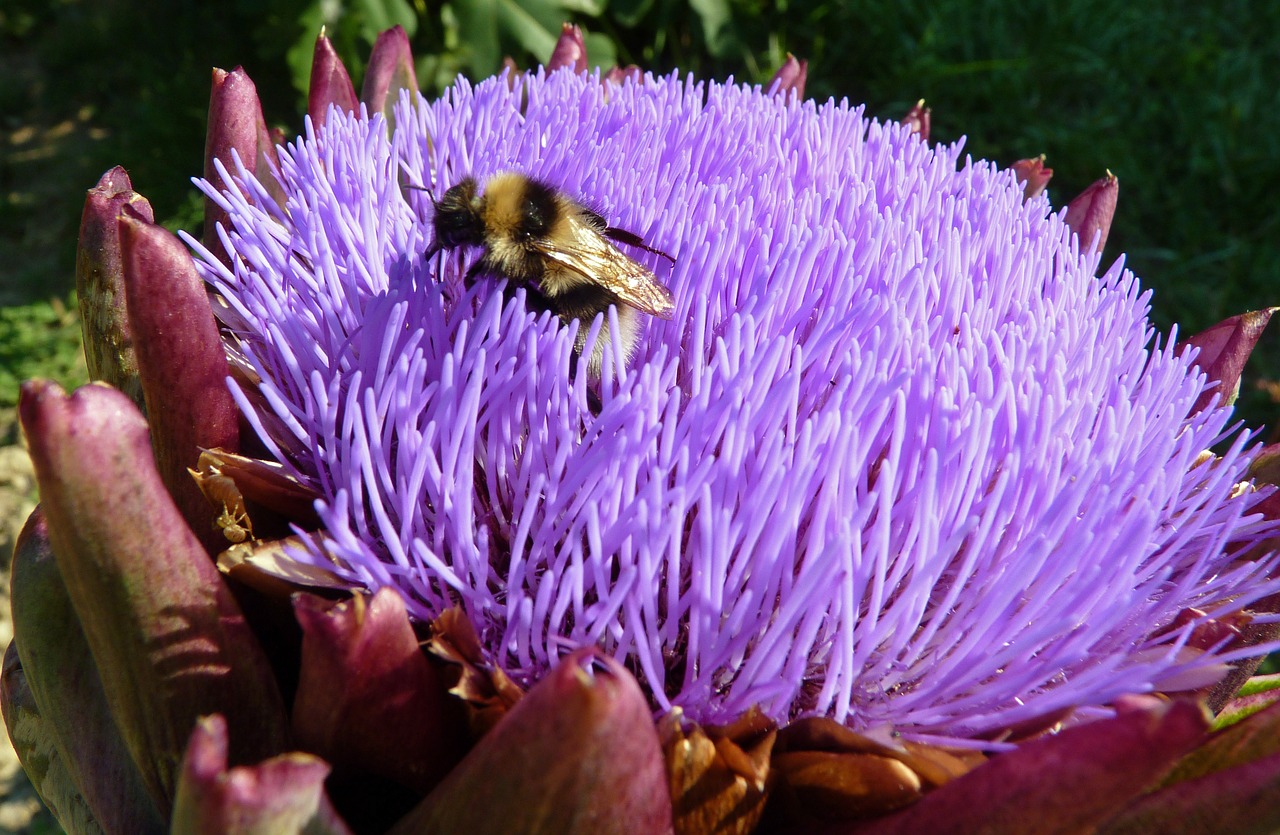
463, 258, 487, 285
423, 243, 447, 283
563, 345, 603, 415
519, 282, 555, 316
522, 286, 599, 410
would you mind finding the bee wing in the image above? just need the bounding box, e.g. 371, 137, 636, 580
533, 213, 675, 318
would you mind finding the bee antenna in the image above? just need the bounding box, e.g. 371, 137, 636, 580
604, 226, 677, 265
404, 183, 440, 205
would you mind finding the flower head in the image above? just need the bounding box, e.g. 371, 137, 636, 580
189, 68, 1280, 746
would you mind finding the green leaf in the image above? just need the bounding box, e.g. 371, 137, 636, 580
557, 0, 607, 16
689, 0, 734, 57
357, 0, 419, 37
496, 0, 562, 62
0, 298, 86, 411
1237, 673, 1280, 698
610, 0, 654, 28
451, 0, 502, 75
583, 31, 617, 71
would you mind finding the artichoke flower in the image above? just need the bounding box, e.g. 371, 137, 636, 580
9, 23, 1280, 835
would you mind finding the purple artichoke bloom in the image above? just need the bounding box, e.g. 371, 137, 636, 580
185, 67, 1280, 749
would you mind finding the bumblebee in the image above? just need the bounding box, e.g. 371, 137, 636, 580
424, 172, 675, 374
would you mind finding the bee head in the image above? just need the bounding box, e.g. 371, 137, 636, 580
430, 177, 486, 249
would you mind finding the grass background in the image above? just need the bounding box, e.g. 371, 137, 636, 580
3, 0, 1280, 435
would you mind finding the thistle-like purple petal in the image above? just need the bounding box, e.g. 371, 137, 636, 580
188, 71, 1280, 745
604, 65, 643, 86
120, 211, 241, 552
18, 380, 289, 818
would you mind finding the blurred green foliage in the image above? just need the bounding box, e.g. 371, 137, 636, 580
3, 0, 1279, 425
0, 298, 85, 411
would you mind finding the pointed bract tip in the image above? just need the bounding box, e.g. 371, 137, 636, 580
388, 647, 670, 835
204, 65, 281, 260
1064, 170, 1119, 254
902, 99, 931, 141
172, 714, 343, 834
1178, 309, 1275, 413
1012, 154, 1054, 200
548, 23, 588, 74
292, 588, 466, 795
77, 167, 153, 407
362, 26, 418, 125
769, 53, 808, 100
309, 29, 359, 129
